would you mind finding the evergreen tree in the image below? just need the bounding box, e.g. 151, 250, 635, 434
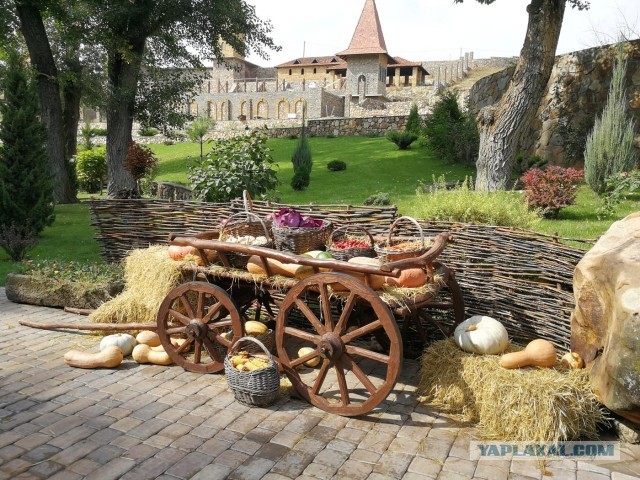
584, 42, 638, 194
0, 50, 55, 260
291, 107, 312, 191
405, 103, 421, 135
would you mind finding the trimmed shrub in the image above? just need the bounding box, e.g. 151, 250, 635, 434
327, 160, 347, 171
407, 177, 539, 229
386, 130, 418, 150
188, 131, 278, 202
138, 127, 159, 137
521, 166, 584, 218
76, 147, 107, 193
0, 50, 55, 260
363, 192, 391, 206
584, 43, 638, 194
291, 171, 310, 191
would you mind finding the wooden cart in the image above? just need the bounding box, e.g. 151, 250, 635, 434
158, 231, 464, 416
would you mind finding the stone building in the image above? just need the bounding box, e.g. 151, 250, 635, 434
190, 0, 428, 122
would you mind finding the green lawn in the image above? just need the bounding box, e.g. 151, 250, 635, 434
151, 137, 475, 213
0, 203, 102, 285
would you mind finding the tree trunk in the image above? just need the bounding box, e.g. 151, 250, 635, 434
14, 1, 77, 204
475, 0, 566, 191
105, 40, 145, 198
62, 56, 82, 164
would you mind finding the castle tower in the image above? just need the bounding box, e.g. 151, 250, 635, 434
337, 0, 389, 100
219, 37, 245, 59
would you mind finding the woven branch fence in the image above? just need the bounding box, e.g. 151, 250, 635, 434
89, 198, 592, 350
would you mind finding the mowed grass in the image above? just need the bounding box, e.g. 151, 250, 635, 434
0, 203, 102, 286
150, 137, 475, 212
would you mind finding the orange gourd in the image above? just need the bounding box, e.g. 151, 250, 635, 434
499, 339, 557, 369
384, 268, 426, 288
168, 245, 199, 261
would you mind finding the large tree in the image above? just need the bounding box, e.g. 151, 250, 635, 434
84, 0, 278, 198
9, 0, 78, 203
455, 0, 588, 191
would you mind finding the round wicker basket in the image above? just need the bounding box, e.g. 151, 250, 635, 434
326, 224, 375, 261
375, 216, 427, 262
224, 336, 280, 407
272, 220, 333, 254
219, 212, 272, 268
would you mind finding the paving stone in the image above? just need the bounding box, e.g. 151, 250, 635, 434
576, 472, 611, 480
349, 448, 382, 464
333, 459, 374, 480
314, 447, 349, 468
86, 444, 125, 465
0, 444, 26, 462
120, 457, 175, 480
303, 461, 338, 479
48, 426, 97, 449
164, 451, 214, 479
473, 459, 509, 480
214, 429, 244, 443
22, 443, 61, 463
170, 434, 206, 451
50, 440, 100, 466
68, 458, 102, 476
83, 457, 136, 480
109, 417, 143, 433
254, 442, 291, 461
128, 418, 172, 440
228, 456, 276, 480
189, 463, 233, 480
86, 427, 122, 446
213, 448, 250, 469
84, 415, 118, 429
197, 437, 231, 457
15, 432, 51, 449
335, 427, 367, 444
271, 451, 315, 477
284, 414, 322, 434
441, 455, 477, 477
294, 436, 327, 455
372, 451, 413, 477
357, 429, 396, 454
27, 460, 64, 478
47, 470, 83, 480
270, 429, 302, 448
0, 430, 24, 448
109, 434, 140, 450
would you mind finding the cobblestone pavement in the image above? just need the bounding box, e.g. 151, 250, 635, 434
1, 289, 640, 480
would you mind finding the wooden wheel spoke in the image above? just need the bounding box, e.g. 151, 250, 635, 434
290, 349, 319, 368
311, 359, 331, 395
334, 360, 350, 406
341, 320, 382, 343
294, 299, 325, 334
202, 302, 224, 324
284, 326, 319, 344
341, 353, 377, 395
193, 341, 202, 364
196, 292, 205, 318
207, 318, 232, 331
345, 345, 390, 364
335, 293, 357, 334
175, 338, 193, 354
319, 283, 333, 331
179, 294, 196, 319
166, 327, 186, 336
169, 309, 190, 326
214, 333, 232, 348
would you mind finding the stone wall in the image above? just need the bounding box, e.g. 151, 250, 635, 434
321, 90, 345, 118
468, 40, 640, 163
346, 55, 387, 98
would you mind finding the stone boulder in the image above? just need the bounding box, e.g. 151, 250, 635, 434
571, 212, 640, 425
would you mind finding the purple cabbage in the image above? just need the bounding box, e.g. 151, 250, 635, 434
274, 208, 323, 228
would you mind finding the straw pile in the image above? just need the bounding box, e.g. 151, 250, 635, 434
418, 339, 607, 442
90, 246, 191, 325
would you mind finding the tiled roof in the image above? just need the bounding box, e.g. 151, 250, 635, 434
275, 56, 347, 68
388, 56, 428, 72
337, 0, 388, 56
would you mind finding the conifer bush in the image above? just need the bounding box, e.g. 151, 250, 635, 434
291, 115, 313, 190
405, 103, 421, 135
0, 50, 55, 260
386, 130, 418, 150
584, 43, 638, 194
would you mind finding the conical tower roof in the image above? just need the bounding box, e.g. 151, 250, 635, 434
337, 0, 388, 56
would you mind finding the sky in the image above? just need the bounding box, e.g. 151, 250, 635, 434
244, 0, 640, 67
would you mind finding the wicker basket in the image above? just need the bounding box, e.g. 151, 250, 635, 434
326, 224, 375, 261
224, 336, 280, 407
219, 212, 272, 268
375, 216, 427, 262
272, 220, 333, 254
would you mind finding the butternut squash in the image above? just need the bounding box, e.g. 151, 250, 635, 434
499, 339, 557, 369
64, 346, 123, 369
132, 344, 173, 365
327, 257, 385, 291
136, 331, 161, 347
246, 256, 313, 279
150, 338, 186, 352
384, 268, 426, 288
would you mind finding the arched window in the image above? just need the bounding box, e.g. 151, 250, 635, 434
301, 68, 305, 75
289, 69, 292, 75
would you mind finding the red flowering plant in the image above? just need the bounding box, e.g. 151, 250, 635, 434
521, 166, 584, 218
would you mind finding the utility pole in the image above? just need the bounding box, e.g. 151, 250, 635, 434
303, 41, 306, 58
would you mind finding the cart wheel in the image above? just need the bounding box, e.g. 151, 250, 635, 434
276, 273, 402, 417
156, 281, 243, 373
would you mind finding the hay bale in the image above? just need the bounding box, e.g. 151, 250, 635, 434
418, 339, 607, 442
90, 246, 191, 325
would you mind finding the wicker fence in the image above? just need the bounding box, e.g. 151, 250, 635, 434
89, 198, 591, 349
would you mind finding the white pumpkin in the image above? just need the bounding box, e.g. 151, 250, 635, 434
100, 334, 137, 356
453, 315, 509, 355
